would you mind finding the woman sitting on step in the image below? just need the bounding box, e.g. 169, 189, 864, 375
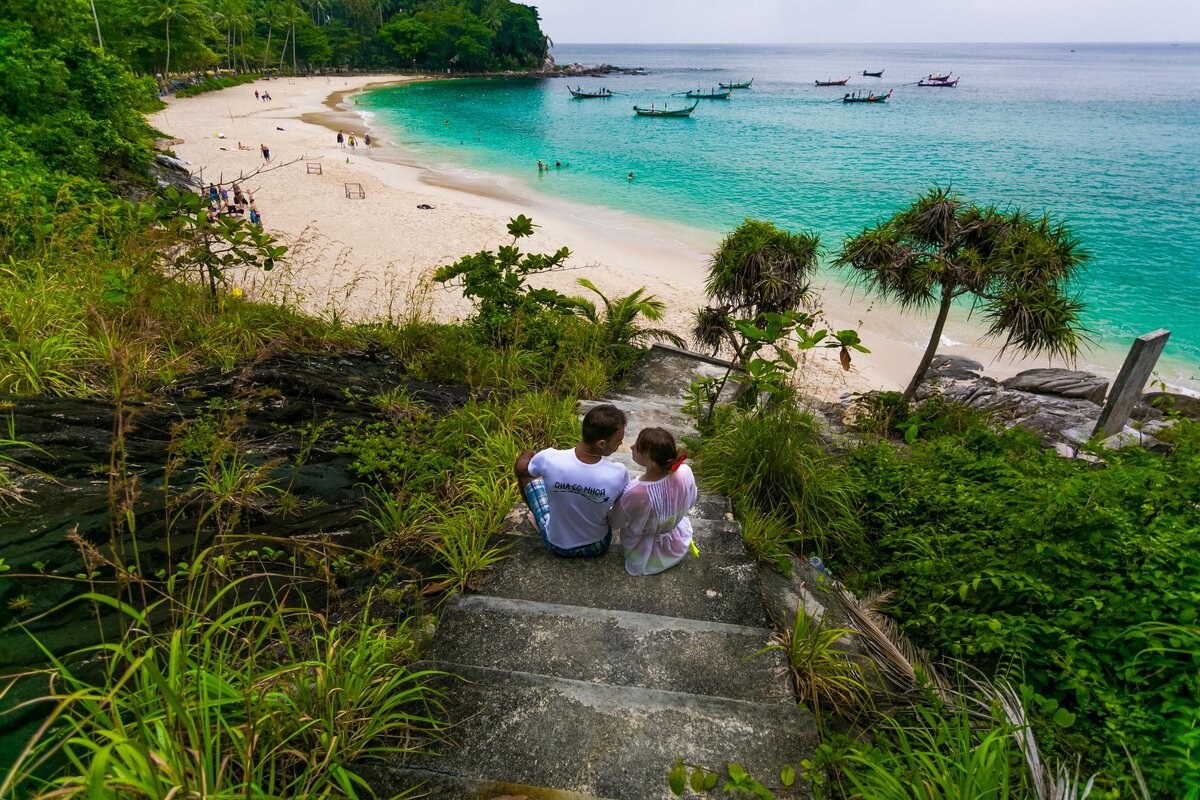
609, 427, 698, 576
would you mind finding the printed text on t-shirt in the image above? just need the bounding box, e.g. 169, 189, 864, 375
552, 481, 610, 504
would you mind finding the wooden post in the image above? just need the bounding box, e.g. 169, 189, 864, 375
1093, 329, 1171, 439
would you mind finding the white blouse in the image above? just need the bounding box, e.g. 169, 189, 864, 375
609, 464, 698, 576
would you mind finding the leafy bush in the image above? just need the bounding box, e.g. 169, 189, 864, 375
842, 420, 1200, 794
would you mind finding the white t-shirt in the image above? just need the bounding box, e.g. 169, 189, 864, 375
528, 447, 629, 549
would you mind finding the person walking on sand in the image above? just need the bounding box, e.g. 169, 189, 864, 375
337, 130, 344, 148
514, 404, 628, 558
248, 202, 261, 226
260, 143, 270, 161
348, 134, 356, 150
254, 89, 260, 100
609, 427, 697, 576
364, 133, 371, 148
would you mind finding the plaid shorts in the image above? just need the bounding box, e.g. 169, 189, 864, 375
522, 478, 611, 559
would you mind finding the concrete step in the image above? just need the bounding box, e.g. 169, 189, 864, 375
433, 595, 792, 704
419, 662, 816, 800
481, 532, 769, 627
358, 765, 614, 800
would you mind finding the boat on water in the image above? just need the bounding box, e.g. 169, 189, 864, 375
633, 102, 699, 117
684, 88, 732, 99
815, 76, 851, 86
843, 89, 892, 103
917, 78, 959, 87
862, 69, 884, 78
718, 78, 754, 89
928, 72, 953, 82
568, 86, 612, 98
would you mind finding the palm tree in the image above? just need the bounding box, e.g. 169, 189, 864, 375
568, 278, 685, 351
693, 218, 821, 358
144, 0, 194, 82
835, 186, 1089, 399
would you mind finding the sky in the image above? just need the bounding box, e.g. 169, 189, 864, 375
533, 0, 1200, 44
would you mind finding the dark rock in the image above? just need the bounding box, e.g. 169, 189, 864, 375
152, 153, 200, 193
926, 354, 984, 381
1000, 368, 1109, 404
1142, 391, 1200, 420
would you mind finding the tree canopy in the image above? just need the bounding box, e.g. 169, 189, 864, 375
835, 187, 1089, 398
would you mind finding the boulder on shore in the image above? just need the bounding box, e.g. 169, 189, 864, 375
1000, 368, 1109, 405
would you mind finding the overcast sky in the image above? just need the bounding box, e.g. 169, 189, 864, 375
533, 0, 1200, 44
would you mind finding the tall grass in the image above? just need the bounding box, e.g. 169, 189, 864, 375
691, 402, 861, 557
1, 567, 445, 799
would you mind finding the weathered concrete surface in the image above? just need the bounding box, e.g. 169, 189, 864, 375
433, 595, 791, 703
421, 663, 815, 800
480, 533, 768, 626
1093, 330, 1172, 438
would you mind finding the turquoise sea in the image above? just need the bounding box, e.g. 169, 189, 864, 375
361, 43, 1200, 383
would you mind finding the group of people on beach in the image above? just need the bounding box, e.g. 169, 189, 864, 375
336, 130, 371, 150
537, 159, 570, 172
515, 404, 697, 576
253, 89, 272, 102
204, 181, 261, 226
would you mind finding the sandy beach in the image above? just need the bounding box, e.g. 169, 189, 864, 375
150, 75, 1157, 401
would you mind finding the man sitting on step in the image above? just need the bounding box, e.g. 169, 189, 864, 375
514, 404, 629, 558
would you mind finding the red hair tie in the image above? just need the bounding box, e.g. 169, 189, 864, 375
669, 455, 686, 472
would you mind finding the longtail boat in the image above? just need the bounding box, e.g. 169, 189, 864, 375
862, 69, 884, 78
568, 86, 612, 98
928, 72, 953, 82
843, 89, 892, 103
684, 87, 732, 99
633, 102, 699, 117
815, 76, 851, 86
718, 78, 754, 89
917, 78, 958, 87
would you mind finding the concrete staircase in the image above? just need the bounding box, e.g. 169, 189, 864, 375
363, 346, 817, 799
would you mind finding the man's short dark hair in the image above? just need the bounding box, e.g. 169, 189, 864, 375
581, 404, 626, 443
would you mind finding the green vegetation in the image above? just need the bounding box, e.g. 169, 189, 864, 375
690, 399, 1199, 796
836, 186, 1090, 398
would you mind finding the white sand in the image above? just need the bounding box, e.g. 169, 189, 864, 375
151, 75, 1165, 401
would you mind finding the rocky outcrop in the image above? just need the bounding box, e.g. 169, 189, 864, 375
1142, 391, 1200, 420
1000, 368, 1109, 404
918, 355, 1170, 453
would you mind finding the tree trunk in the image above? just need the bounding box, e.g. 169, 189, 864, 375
903, 283, 956, 400
164, 17, 172, 85
262, 26, 272, 70
89, 0, 104, 49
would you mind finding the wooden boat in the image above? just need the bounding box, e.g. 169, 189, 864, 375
928, 72, 953, 82
843, 89, 892, 103
568, 86, 612, 98
862, 69, 884, 78
633, 102, 699, 117
718, 78, 753, 89
917, 78, 958, 87
684, 88, 732, 99
815, 76, 851, 86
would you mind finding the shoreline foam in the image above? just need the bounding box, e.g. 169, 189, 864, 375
150, 75, 1199, 399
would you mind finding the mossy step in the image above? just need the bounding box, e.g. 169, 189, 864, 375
417, 662, 815, 800
433, 595, 791, 703
482, 532, 768, 627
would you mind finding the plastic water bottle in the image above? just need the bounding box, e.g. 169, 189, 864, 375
808, 556, 832, 578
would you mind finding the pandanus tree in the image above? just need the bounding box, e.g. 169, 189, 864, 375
693, 218, 821, 362
835, 187, 1089, 399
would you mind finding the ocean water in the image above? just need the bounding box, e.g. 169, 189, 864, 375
361, 43, 1200, 381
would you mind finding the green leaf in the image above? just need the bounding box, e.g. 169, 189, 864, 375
727, 763, 747, 781
780, 764, 796, 787
1052, 708, 1076, 728
690, 767, 707, 792
703, 772, 719, 790
668, 759, 686, 795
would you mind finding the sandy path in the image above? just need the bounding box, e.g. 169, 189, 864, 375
151, 75, 1153, 401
